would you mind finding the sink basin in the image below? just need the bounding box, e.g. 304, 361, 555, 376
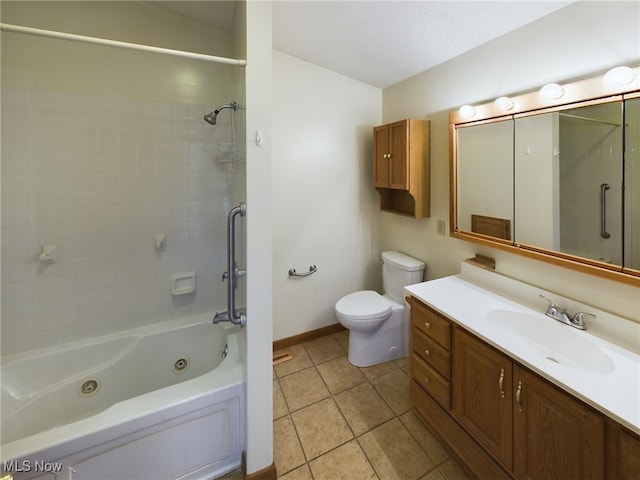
486, 310, 615, 373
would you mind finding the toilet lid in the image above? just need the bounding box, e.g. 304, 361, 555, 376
335, 290, 391, 320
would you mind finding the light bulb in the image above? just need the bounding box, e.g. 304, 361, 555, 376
458, 105, 476, 119
540, 83, 565, 100
494, 96, 514, 111
604, 66, 636, 87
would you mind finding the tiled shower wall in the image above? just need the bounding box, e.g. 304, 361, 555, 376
1, 86, 245, 355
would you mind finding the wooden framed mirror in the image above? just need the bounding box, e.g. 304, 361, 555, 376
450, 67, 640, 285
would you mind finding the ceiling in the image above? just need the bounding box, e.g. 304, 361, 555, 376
150, 0, 575, 88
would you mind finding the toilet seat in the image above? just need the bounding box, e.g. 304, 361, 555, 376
335, 290, 391, 321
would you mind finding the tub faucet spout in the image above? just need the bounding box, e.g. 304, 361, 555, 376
212, 310, 246, 327
213, 311, 230, 324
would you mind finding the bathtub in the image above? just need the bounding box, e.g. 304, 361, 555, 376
0, 314, 245, 480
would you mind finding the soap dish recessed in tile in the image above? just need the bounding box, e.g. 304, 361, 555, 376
171, 272, 196, 295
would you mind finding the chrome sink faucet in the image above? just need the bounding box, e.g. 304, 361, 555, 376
538, 295, 594, 330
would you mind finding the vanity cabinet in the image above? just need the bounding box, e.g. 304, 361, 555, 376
373, 119, 430, 218
606, 421, 640, 480
410, 298, 451, 409
453, 328, 514, 470
512, 364, 604, 479
409, 296, 627, 479
409, 297, 509, 479
454, 328, 604, 478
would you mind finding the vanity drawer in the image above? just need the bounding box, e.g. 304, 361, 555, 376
412, 299, 451, 350
412, 327, 451, 380
411, 353, 451, 410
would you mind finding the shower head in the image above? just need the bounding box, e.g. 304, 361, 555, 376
203, 102, 237, 126
204, 112, 218, 125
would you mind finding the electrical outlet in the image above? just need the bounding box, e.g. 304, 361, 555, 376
437, 219, 446, 236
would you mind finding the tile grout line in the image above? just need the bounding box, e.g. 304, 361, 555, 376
300, 338, 381, 479
273, 333, 471, 480
296, 339, 356, 473
279, 334, 404, 478
274, 336, 363, 477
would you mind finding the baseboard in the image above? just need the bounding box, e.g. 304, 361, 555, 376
245, 462, 277, 480
273, 323, 346, 351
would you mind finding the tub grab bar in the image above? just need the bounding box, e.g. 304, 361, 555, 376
213, 203, 246, 326
288, 265, 317, 277
600, 183, 611, 239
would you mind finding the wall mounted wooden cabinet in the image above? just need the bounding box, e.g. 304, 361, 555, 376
373, 119, 430, 218
408, 296, 638, 480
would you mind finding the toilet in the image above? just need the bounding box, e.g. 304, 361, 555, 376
335, 251, 425, 367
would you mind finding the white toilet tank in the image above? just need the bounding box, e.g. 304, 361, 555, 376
382, 251, 425, 302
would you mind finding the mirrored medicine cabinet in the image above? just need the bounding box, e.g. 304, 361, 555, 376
450, 67, 640, 285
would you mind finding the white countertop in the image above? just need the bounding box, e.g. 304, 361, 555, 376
405, 272, 640, 435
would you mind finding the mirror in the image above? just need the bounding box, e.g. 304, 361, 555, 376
515, 100, 624, 265
457, 119, 513, 240
451, 67, 639, 284
625, 97, 640, 271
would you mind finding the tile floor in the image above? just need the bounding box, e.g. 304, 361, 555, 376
271, 330, 472, 480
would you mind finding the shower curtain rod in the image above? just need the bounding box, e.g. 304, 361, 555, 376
0, 23, 247, 66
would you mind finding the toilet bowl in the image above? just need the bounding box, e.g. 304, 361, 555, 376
335, 290, 391, 333
335, 251, 425, 367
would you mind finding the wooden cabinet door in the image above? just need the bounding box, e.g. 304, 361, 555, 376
453, 328, 513, 470
606, 421, 640, 480
513, 366, 605, 480
373, 124, 390, 187
388, 120, 409, 189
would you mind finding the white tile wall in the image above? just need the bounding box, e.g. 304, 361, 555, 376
1, 87, 245, 355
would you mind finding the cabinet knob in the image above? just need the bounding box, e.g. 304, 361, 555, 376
424, 349, 430, 356
498, 368, 505, 398
424, 322, 430, 329
516, 380, 523, 412
423, 376, 430, 384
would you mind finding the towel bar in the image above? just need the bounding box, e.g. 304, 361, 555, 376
288, 265, 317, 277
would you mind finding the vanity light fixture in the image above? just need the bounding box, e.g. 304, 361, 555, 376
604, 66, 636, 87
540, 83, 565, 100
493, 96, 514, 111
458, 104, 476, 119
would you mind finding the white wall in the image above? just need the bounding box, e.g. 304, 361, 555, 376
245, 1, 273, 475
381, 0, 640, 320
272, 51, 381, 341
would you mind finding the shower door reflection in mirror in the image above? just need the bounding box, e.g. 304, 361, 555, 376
514, 101, 624, 266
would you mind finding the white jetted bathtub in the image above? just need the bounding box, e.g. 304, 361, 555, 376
1, 315, 245, 480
